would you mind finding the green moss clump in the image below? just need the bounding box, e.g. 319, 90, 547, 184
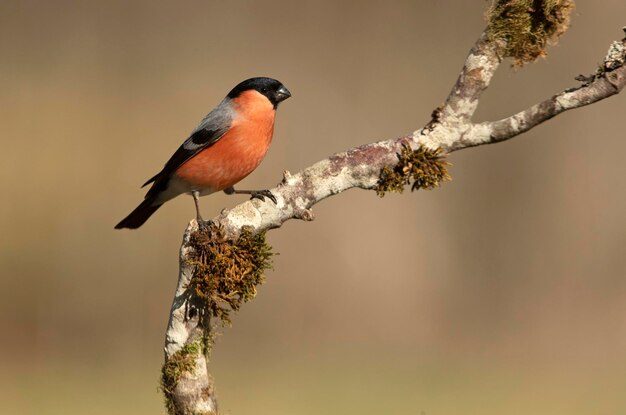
376, 144, 451, 197
486, 0, 575, 66
187, 223, 274, 326
161, 341, 201, 414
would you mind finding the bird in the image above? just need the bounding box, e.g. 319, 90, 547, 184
115, 77, 291, 229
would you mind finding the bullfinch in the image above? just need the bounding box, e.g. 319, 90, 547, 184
115, 77, 291, 229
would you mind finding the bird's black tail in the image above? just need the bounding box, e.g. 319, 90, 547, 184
115, 198, 162, 229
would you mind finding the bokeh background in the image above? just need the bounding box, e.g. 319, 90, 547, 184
1, 1, 625, 414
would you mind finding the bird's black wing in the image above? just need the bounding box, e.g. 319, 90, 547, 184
141, 101, 233, 197
142, 127, 228, 187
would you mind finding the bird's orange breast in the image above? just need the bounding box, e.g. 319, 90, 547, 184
174, 90, 276, 191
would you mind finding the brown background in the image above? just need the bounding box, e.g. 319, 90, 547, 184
1, 1, 625, 414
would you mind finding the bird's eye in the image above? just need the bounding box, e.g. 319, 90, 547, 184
261, 87, 268, 93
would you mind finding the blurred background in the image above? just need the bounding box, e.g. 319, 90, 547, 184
1, 1, 625, 414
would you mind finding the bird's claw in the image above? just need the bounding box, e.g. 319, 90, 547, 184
197, 218, 212, 231
250, 189, 277, 204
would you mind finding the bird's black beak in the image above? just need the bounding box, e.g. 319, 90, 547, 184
275, 85, 291, 103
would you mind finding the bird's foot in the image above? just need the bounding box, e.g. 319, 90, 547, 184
250, 189, 277, 204
196, 217, 212, 231
224, 187, 277, 204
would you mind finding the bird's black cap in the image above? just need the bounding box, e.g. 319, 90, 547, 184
227, 77, 291, 108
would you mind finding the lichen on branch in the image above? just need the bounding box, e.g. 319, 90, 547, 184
376, 144, 451, 196
486, 0, 575, 65
186, 223, 274, 326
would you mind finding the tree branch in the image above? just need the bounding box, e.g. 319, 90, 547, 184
162, 16, 626, 415
467, 40, 626, 148
162, 228, 217, 414
440, 32, 503, 124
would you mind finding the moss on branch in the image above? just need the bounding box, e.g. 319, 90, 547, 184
487, 0, 575, 65
376, 144, 450, 197
187, 223, 274, 327
161, 341, 202, 415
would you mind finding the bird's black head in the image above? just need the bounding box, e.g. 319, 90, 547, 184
227, 77, 291, 108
